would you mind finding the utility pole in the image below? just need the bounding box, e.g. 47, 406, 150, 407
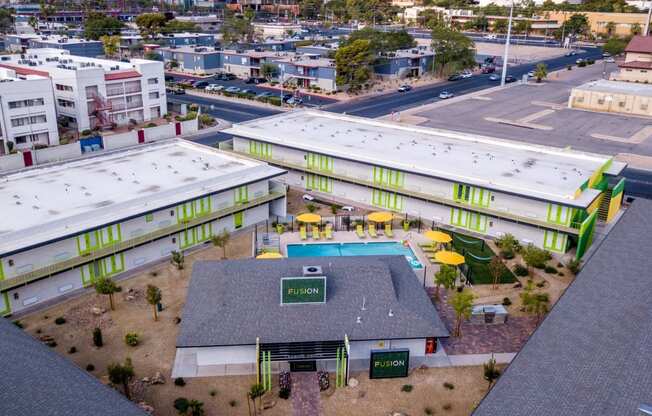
646, 0, 652, 36
500, 1, 514, 86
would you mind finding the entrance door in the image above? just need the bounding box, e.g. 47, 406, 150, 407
290, 360, 316, 372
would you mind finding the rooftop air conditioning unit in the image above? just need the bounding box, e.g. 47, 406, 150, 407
302, 265, 323, 276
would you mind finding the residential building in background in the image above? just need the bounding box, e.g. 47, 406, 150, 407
225, 110, 626, 258
0, 48, 167, 132
0, 139, 287, 315
172, 256, 448, 378
5, 34, 104, 58
545, 10, 649, 37
374, 47, 435, 79
570, 36, 652, 117
252, 22, 302, 38
0, 67, 59, 153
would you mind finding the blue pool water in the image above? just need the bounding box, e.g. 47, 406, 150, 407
286, 242, 423, 269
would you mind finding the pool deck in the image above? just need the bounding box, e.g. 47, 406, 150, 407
280, 229, 439, 288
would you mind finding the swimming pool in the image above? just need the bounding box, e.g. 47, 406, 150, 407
286, 242, 423, 269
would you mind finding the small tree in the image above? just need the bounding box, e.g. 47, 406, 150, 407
100, 35, 120, 58
434, 265, 457, 300
146, 284, 162, 321
108, 358, 135, 399
520, 280, 550, 324
187, 399, 205, 416
496, 233, 519, 252
171, 250, 185, 270
521, 244, 551, 274
95, 276, 118, 311
533, 63, 548, 83
260, 63, 278, 82
483, 355, 501, 390
488, 257, 504, 289
448, 289, 475, 337
211, 229, 230, 259
249, 383, 265, 414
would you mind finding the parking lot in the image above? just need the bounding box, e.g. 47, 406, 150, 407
398, 61, 652, 170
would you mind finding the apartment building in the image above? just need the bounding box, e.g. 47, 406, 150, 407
546, 10, 648, 37
374, 47, 435, 79
570, 36, 652, 117
0, 139, 287, 315
0, 48, 167, 132
225, 110, 626, 259
5, 34, 104, 57
0, 67, 59, 153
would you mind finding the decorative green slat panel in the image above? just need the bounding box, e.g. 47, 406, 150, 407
234, 211, 244, 229
0, 292, 10, 316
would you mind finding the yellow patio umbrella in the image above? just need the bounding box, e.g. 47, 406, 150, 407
424, 230, 452, 244
368, 211, 393, 223
256, 252, 283, 259
434, 250, 465, 266
296, 213, 321, 223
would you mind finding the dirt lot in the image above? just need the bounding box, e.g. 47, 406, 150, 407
475, 42, 569, 63
323, 366, 501, 416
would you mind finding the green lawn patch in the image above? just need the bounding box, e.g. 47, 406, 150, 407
450, 232, 516, 285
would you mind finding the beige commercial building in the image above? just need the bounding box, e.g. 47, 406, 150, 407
569, 36, 652, 117
545, 11, 649, 37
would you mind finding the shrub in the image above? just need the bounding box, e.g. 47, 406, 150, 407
174, 377, 186, 387
93, 327, 103, 347
86, 364, 95, 371
68, 346, 77, 354
587, 59, 595, 65
425, 407, 434, 415
228, 400, 237, 407
188, 104, 199, 112
558, 271, 564, 276
318, 371, 329, 391
443, 403, 452, 411
544, 266, 557, 274
401, 384, 414, 392
279, 388, 290, 399
81, 129, 92, 136
174, 397, 190, 413
124, 332, 139, 347
144, 122, 157, 128
566, 258, 581, 274
209, 389, 217, 397
13, 320, 23, 329
54, 317, 66, 325
443, 381, 455, 390
578, 61, 587, 67
198, 113, 215, 127
536, 281, 546, 288
502, 297, 512, 306
513, 264, 529, 276
306, 203, 317, 213
567, 65, 572, 70
500, 249, 514, 259
46, 341, 57, 348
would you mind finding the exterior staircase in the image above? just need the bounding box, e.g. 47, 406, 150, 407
597, 188, 613, 222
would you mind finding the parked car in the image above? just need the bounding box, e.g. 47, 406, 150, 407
576, 58, 585, 64
246, 77, 267, 84
483, 34, 497, 40
461, 70, 473, 79
286, 97, 303, 106
192, 80, 209, 89
281, 93, 293, 102
164, 75, 174, 82
216, 73, 237, 81
167, 88, 185, 95
255, 91, 274, 100
224, 86, 241, 93
448, 73, 463, 81
565, 50, 577, 56
527, 70, 535, 77
205, 84, 224, 92
505, 75, 516, 83
604, 57, 615, 63
438, 91, 454, 99
488, 74, 500, 81
397, 84, 412, 92
602, 52, 611, 57
302, 194, 315, 201
341, 206, 354, 212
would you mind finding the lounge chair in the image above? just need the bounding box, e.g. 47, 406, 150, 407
324, 224, 333, 240
300, 226, 307, 241
369, 223, 378, 238
356, 224, 366, 238
312, 225, 321, 240
385, 224, 394, 238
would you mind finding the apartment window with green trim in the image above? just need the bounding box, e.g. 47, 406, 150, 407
306, 152, 333, 173
234, 211, 244, 229
373, 166, 404, 189
194, 196, 211, 217
546, 203, 572, 226
371, 189, 404, 211
234, 185, 248, 204
450, 208, 469, 228
306, 173, 333, 193
249, 140, 272, 159
453, 183, 490, 207
543, 230, 568, 253
145, 213, 154, 222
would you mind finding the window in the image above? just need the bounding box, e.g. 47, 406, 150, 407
145, 213, 153, 222
306, 173, 332, 193
234, 185, 248, 204
619, 101, 626, 107
55, 84, 73, 92
373, 166, 404, 189
147, 77, 158, 85
8, 259, 13, 267
57, 98, 75, 108
575, 96, 584, 103
14, 133, 47, 144
306, 152, 333, 172
149, 91, 160, 100
170, 210, 175, 216
597, 98, 605, 105
249, 140, 272, 160
8, 98, 44, 109
11, 115, 47, 127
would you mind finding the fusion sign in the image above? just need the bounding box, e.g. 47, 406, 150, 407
369, 349, 410, 379
280, 276, 327, 305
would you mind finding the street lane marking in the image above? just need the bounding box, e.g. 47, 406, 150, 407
592, 126, 652, 144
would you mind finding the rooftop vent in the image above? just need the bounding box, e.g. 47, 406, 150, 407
302, 265, 323, 276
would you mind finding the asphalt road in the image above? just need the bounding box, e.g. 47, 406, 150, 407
324, 47, 604, 117
169, 93, 280, 123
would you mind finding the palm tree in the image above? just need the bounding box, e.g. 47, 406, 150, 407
533, 63, 548, 83
145, 284, 162, 321
211, 229, 230, 259
170, 250, 184, 270
108, 358, 134, 399
434, 265, 457, 300
448, 289, 475, 337
94, 276, 118, 311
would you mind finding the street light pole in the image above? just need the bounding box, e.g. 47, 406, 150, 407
500, 1, 514, 86
645, 0, 652, 36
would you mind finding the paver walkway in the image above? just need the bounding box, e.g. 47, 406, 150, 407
431, 289, 538, 355
291, 372, 322, 416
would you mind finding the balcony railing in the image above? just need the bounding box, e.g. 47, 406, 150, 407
126, 100, 143, 109
124, 86, 142, 94
106, 87, 124, 97
0, 191, 285, 291
232, 150, 581, 235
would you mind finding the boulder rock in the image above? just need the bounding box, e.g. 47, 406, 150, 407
138, 402, 155, 415
150, 371, 165, 385
91, 307, 105, 316
348, 378, 359, 388
263, 400, 276, 410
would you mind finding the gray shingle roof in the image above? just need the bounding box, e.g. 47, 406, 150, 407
473, 198, 652, 416
177, 256, 448, 347
0, 318, 147, 416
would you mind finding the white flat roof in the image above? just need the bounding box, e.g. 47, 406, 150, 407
574, 78, 652, 98
0, 139, 284, 255
225, 110, 614, 206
